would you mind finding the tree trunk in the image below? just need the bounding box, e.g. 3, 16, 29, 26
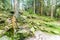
40, 0, 43, 15
55, 0, 57, 18
14, 0, 19, 18
51, 6, 54, 18
51, 0, 54, 18
34, 0, 35, 14
12, 0, 19, 38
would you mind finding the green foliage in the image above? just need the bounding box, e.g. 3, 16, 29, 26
56, 8, 60, 17
0, 0, 60, 39
20, 12, 60, 35
0, 11, 60, 40
27, 8, 34, 14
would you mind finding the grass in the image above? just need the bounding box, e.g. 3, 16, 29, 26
20, 11, 60, 35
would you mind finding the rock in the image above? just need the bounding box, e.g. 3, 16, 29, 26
0, 30, 4, 35
6, 18, 11, 24
0, 36, 11, 40
25, 31, 60, 40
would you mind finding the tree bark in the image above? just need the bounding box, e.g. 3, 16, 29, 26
14, 0, 19, 18
40, 0, 43, 15
12, 0, 19, 38
51, 0, 54, 18
34, 0, 35, 14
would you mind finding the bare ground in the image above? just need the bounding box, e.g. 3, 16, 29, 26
25, 31, 60, 40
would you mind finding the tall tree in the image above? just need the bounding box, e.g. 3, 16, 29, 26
47, 0, 50, 16
34, 0, 35, 14
51, 0, 54, 18
39, 0, 44, 15
11, 0, 19, 39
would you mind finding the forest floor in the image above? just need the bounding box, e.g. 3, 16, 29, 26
21, 12, 60, 40
25, 30, 60, 40
0, 11, 60, 40
0, 30, 60, 40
